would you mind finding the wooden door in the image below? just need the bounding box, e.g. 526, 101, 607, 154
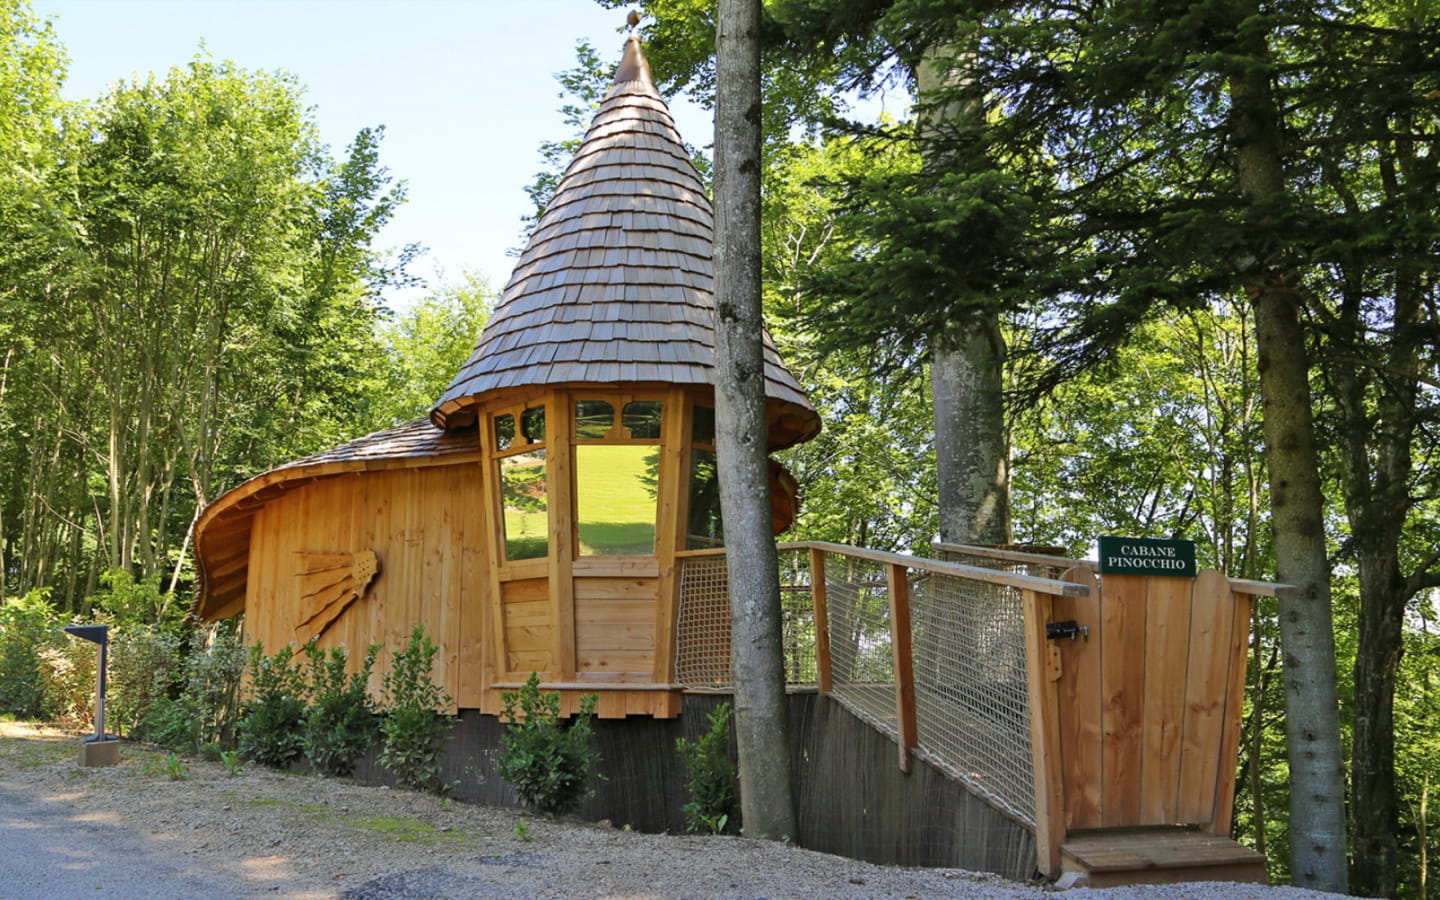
1048, 569, 1252, 834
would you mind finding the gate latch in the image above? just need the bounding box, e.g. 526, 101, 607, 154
1046, 620, 1089, 642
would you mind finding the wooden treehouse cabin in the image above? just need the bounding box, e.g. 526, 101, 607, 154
194, 31, 819, 719
194, 29, 1275, 888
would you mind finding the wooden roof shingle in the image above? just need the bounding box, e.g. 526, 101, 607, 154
431, 33, 819, 450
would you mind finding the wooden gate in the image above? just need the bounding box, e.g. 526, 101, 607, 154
1026, 567, 1269, 879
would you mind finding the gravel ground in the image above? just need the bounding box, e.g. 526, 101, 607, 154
0, 722, 1355, 900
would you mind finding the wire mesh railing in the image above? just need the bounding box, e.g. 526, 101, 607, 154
908, 567, 1035, 825
674, 549, 816, 689
818, 551, 899, 732
674, 541, 1089, 830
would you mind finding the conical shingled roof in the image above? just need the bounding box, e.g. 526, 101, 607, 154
430, 33, 820, 450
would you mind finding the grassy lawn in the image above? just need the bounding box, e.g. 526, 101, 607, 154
575, 445, 658, 556
501, 446, 661, 558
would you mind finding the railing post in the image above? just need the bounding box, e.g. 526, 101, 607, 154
887, 562, 917, 774
1023, 587, 1066, 878
809, 546, 832, 694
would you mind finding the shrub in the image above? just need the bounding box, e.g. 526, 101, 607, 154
180, 622, 247, 749
304, 641, 379, 777
39, 633, 98, 727
378, 625, 453, 792
676, 701, 741, 834
237, 643, 308, 768
152, 623, 247, 752
109, 625, 184, 738
496, 673, 601, 817
0, 590, 61, 717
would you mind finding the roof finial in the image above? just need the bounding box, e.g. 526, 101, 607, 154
613, 12, 654, 87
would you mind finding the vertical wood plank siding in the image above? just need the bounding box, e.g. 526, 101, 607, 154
241, 463, 486, 714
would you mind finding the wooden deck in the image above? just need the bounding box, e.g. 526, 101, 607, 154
1061, 827, 1268, 887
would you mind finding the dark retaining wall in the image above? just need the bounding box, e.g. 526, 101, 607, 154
353, 691, 1036, 881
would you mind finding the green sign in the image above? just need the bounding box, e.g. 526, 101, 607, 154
1098, 535, 1196, 577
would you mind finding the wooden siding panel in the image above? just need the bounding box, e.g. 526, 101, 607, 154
1211, 584, 1253, 835
1100, 574, 1148, 827
1177, 569, 1237, 827
574, 577, 658, 676
504, 577, 554, 676
1140, 576, 1193, 824
1057, 566, 1103, 830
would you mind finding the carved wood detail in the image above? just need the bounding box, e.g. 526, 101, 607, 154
293, 549, 380, 642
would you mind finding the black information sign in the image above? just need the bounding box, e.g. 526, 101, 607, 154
1097, 535, 1197, 578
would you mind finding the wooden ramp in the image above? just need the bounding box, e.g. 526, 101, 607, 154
1061, 827, 1268, 887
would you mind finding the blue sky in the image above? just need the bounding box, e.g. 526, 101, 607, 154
36, 0, 714, 309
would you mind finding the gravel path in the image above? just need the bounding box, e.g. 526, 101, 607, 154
0, 722, 1354, 900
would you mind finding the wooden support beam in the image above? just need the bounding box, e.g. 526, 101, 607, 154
886, 562, 917, 774
1024, 588, 1066, 878
809, 547, 832, 695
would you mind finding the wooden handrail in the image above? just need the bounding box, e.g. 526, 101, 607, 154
932, 541, 1088, 570
791, 541, 1090, 598
1227, 577, 1297, 598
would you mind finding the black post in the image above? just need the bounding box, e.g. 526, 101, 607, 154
62, 625, 111, 742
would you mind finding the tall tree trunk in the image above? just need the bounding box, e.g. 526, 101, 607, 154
713, 0, 798, 842
932, 318, 1010, 545
1228, 8, 1348, 890
1326, 69, 1433, 894
915, 50, 1011, 548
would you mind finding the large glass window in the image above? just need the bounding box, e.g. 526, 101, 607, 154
686, 404, 723, 549
574, 397, 662, 557
496, 406, 548, 561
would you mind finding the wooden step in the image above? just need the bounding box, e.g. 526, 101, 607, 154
1061, 827, 1269, 888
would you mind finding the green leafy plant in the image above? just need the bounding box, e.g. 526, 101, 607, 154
676, 701, 741, 834
304, 641, 379, 777
108, 625, 184, 738
496, 673, 601, 818
514, 817, 533, 841
163, 752, 189, 780
92, 570, 185, 631
236, 643, 308, 768
378, 625, 454, 792
0, 591, 60, 718
141, 752, 189, 780
220, 749, 244, 776
38, 629, 97, 726
109, 620, 245, 750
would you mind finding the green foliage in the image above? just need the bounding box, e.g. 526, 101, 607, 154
0, 41, 409, 613
514, 817, 533, 842
378, 625, 454, 792
163, 752, 189, 780
92, 570, 185, 631
132, 622, 246, 754
367, 271, 495, 429
0, 590, 60, 718
141, 752, 190, 781
676, 702, 741, 834
220, 749, 244, 776
304, 641, 379, 777
237, 643, 308, 769
108, 626, 184, 739
38, 634, 97, 727
496, 673, 602, 818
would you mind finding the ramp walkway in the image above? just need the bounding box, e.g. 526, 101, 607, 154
670, 541, 1276, 886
